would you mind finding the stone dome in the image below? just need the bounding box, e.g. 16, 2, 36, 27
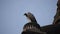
23, 22, 41, 32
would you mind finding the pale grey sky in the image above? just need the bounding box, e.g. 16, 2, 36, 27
0, 0, 57, 34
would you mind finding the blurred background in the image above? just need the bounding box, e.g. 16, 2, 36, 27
0, 0, 57, 34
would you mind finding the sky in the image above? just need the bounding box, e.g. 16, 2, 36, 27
0, 0, 57, 34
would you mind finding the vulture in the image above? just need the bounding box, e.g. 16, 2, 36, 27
24, 12, 37, 23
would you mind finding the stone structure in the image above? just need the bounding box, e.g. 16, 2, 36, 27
22, 12, 46, 34
53, 0, 60, 24
21, 0, 60, 34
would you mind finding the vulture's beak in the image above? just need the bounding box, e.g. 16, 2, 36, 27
24, 13, 27, 16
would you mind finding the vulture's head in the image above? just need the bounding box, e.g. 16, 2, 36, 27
24, 12, 37, 23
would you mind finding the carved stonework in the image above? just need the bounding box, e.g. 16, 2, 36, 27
53, 0, 60, 24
